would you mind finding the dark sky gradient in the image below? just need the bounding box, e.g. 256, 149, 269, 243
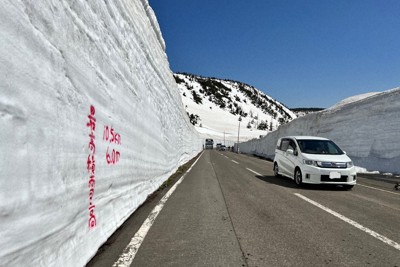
149, 0, 400, 108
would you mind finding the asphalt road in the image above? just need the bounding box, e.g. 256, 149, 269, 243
88, 150, 400, 267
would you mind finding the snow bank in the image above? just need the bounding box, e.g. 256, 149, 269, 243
328, 92, 380, 110
238, 88, 400, 174
0, 0, 201, 266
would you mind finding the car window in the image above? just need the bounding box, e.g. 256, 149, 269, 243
280, 140, 290, 151
288, 140, 296, 151
297, 139, 344, 155
279, 139, 297, 153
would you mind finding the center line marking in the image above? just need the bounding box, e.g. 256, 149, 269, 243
295, 193, 400, 252
246, 168, 262, 176
231, 160, 239, 164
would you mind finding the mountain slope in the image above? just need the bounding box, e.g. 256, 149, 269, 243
174, 73, 297, 144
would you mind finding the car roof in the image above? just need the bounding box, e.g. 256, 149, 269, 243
282, 136, 330, 141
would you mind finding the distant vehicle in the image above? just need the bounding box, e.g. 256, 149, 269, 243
205, 139, 214, 149
273, 136, 356, 190
220, 145, 226, 151
216, 143, 222, 149
395, 182, 400, 190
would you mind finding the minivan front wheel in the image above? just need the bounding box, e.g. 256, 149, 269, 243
294, 168, 302, 186
274, 163, 280, 177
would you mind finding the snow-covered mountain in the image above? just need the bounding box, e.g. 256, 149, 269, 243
174, 73, 297, 144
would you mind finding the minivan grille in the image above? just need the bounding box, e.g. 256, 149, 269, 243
318, 162, 347, 169
321, 175, 348, 182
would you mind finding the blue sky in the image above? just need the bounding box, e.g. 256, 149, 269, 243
148, 0, 400, 108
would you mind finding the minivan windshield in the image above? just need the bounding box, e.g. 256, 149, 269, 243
296, 139, 344, 155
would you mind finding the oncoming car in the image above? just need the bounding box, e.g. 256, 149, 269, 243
273, 136, 356, 189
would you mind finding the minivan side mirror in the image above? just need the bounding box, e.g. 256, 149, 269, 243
286, 149, 298, 156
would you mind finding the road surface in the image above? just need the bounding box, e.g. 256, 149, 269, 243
88, 150, 400, 266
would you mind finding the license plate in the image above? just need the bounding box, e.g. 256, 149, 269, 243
329, 172, 341, 179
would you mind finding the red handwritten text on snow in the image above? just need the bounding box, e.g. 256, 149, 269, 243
103, 125, 121, 165
86, 105, 97, 229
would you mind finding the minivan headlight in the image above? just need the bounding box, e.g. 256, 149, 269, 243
307, 161, 328, 167
303, 159, 316, 166
347, 161, 354, 168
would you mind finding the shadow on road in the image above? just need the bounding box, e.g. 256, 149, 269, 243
255, 175, 352, 191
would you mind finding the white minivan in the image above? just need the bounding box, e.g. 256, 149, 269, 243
273, 136, 356, 189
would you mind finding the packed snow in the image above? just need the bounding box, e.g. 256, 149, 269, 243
238, 88, 400, 174
328, 92, 380, 110
0, 1, 201, 266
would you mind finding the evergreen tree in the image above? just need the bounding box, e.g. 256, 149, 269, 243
192, 90, 202, 104
257, 121, 268, 130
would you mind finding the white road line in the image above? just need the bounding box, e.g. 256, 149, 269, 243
246, 168, 262, 176
231, 160, 239, 164
358, 183, 400, 196
113, 152, 203, 267
295, 193, 400, 252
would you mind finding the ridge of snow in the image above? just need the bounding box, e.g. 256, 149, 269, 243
328, 92, 380, 110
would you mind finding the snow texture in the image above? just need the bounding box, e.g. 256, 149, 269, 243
238, 88, 400, 174
0, 0, 201, 266
175, 73, 297, 146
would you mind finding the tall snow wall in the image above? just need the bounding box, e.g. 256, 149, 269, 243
0, 0, 202, 266
238, 88, 400, 174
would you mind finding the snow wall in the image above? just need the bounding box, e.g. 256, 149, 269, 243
238, 88, 400, 174
0, 0, 202, 266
